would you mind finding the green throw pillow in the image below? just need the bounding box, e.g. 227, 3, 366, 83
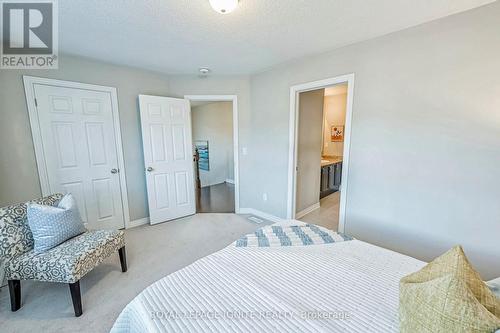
400, 245, 500, 333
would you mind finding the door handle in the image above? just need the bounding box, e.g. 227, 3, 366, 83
146, 167, 154, 172
111, 168, 119, 174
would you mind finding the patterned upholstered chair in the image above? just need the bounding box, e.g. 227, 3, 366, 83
0, 193, 127, 317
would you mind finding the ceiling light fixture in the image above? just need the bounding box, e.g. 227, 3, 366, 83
198, 67, 211, 78
209, 0, 239, 14
199, 67, 210, 75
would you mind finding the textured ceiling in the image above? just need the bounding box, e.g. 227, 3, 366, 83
59, 0, 494, 75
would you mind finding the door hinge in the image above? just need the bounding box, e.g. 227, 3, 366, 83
34, 98, 38, 107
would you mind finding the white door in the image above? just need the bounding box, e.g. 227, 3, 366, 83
139, 95, 196, 224
33, 84, 125, 230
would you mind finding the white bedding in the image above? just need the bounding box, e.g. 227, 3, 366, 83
111, 225, 425, 333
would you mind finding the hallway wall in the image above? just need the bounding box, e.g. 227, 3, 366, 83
192, 102, 234, 187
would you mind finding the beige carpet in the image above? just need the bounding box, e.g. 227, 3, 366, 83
0, 214, 270, 333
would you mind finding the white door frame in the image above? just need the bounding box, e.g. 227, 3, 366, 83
23, 75, 131, 227
287, 74, 355, 233
184, 95, 240, 214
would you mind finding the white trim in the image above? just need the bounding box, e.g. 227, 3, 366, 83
239, 208, 283, 223
184, 95, 240, 214
200, 181, 227, 188
225, 179, 235, 184
286, 74, 355, 234
127, 217, 150, 229
22, 75, 131, 229
295, 202, 320, 219
201, 180, 229, 188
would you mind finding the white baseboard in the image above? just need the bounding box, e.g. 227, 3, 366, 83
239, 208, 283, 223
295, 203, 320, 219
225, 179, 235, 184
127, 217, 150, 229
201, 180, 228, 188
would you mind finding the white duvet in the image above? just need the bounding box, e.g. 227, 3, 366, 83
111, 223, 425, 332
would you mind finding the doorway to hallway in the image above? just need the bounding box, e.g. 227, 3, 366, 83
187, 95, 239, 214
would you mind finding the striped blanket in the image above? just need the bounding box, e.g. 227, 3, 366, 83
235, 224, 353, 247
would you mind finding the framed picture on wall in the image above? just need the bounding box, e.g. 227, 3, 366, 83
195, 140, 210, 171
331, 125, 344, 142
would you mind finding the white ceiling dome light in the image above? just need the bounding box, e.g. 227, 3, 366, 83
198, 67, 211, 78
209, 0, 239, 14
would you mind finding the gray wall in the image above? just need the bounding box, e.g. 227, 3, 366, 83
192, 102, 234, 187
0, 55, 170, 221
296, 89, 324, 213
248, 2, 500, 278
0, 65, 253, 220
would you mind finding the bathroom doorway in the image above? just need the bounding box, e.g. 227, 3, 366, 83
287, 75, 354, 232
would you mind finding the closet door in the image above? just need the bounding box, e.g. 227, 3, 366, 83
33, 83, 125, 230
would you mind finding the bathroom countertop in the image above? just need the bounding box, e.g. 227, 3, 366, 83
321, 156, 343, 167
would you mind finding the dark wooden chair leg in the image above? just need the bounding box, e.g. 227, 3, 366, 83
69, 281, 83, 317
8, 280, 21, 311
118, 246, 127, 272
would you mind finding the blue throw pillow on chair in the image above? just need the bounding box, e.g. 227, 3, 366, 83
27, 194, 87, 254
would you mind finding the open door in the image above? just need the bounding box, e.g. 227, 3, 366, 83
138, 95, 196, 224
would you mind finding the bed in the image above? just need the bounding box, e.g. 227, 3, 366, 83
111, 221, 426, 333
